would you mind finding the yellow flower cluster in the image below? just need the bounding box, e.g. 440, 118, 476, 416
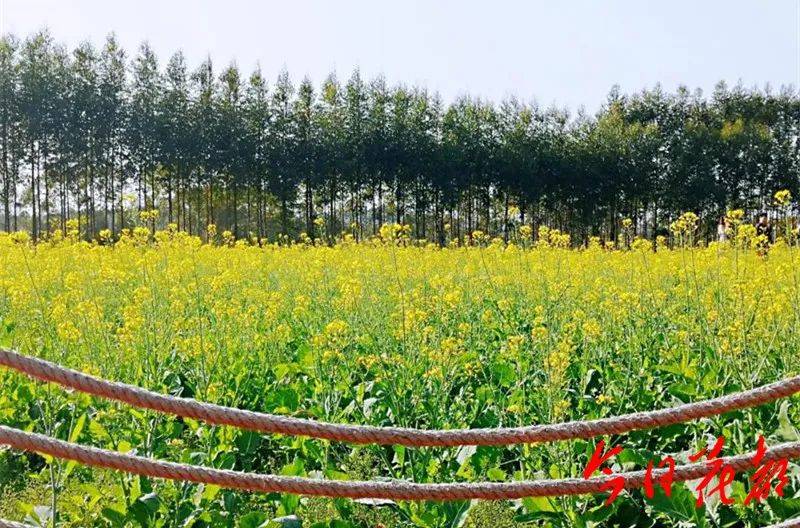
775, 189, 792, 207
670, 211, 699, 236
544, 338, 573, 386
313, 319, 350, 360
0, 213, 797, 524
0, 220, 796, 439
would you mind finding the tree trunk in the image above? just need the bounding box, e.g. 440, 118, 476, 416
377, 181, 384, 227
1, 118, 8, 231
395, 178, 403, 225
60, 170, 66, 235
30, 142, 37, 241
503, 191, 510, 243
89, 164, 96, 238
305, 179, 313, 239
167, 174, 174, 225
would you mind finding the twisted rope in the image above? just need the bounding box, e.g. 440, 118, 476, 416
766, 520, 800, 528
1, 349, 798, 447
0, 521, 30, 528
1, 517, 797, 528
1, 509, 797, 527
1, 506, 799, 527
1, 424, 799, 501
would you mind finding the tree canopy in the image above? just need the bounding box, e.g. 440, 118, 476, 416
0, 30, 798, 243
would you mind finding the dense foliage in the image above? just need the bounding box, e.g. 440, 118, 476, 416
0, 221, 799, 526
0, 31, 798, 244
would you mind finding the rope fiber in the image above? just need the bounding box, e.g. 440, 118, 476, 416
766, 520, 800, 528
0, 521, 31, 528
1, 424, 799, 501
1, 349, 799, 447
1, 349, 799, 524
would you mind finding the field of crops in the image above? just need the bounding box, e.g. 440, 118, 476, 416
0, 223, 798, 527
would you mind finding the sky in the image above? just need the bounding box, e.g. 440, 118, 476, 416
1, 0, 798, 112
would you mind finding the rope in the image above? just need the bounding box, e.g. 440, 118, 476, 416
1, 424, 799, 501
1, 349, 799, 447
767, 520, 800, 528
0, 516, 797, 528
0, 508, 797, 527
1, 513, 796, 528
0, 521, 31, 528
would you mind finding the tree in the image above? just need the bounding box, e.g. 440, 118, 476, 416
365, 76, 389, 231
217, 63, 245, 235
294, 77, 317, 237
159, 51, 188, 229
343, 69, 368, 235
242, 66, 270, 238
269, 69, 297, 235
69, 40, 101, 236
128, 42, 161, 228
0, 35, 21, 231
0, 30, 798, 244
18, 30, 64, 240
97, 34, 127, 234
316, 73, 345, 235
190, 57, 217, 235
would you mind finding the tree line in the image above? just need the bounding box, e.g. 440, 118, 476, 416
0, 30, 798, 244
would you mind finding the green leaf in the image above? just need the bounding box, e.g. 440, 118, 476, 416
238, 511, 268, 528
236, 430, 262, 456
202, 484, 221, 502
310, 521, 357, 528
667, 382, 697, 402
89, 420, 110, 441
648, 483, 707, 527
586, 502, 616, 523
296, 343, 315, 369
62, 460, 78, 480
768, 496, 800, 518
521, 496, 556, 513
475, 386, 493, 403
491, 360, 516, 388
324, 468, 351, 481
392, 445, 405, 467
273, 363, 293, 380
486, 467, 506, 481
69, 414, 87, 443
280, 458, 306, 477
101, 507, 127, 527
129, 493, 160, 525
